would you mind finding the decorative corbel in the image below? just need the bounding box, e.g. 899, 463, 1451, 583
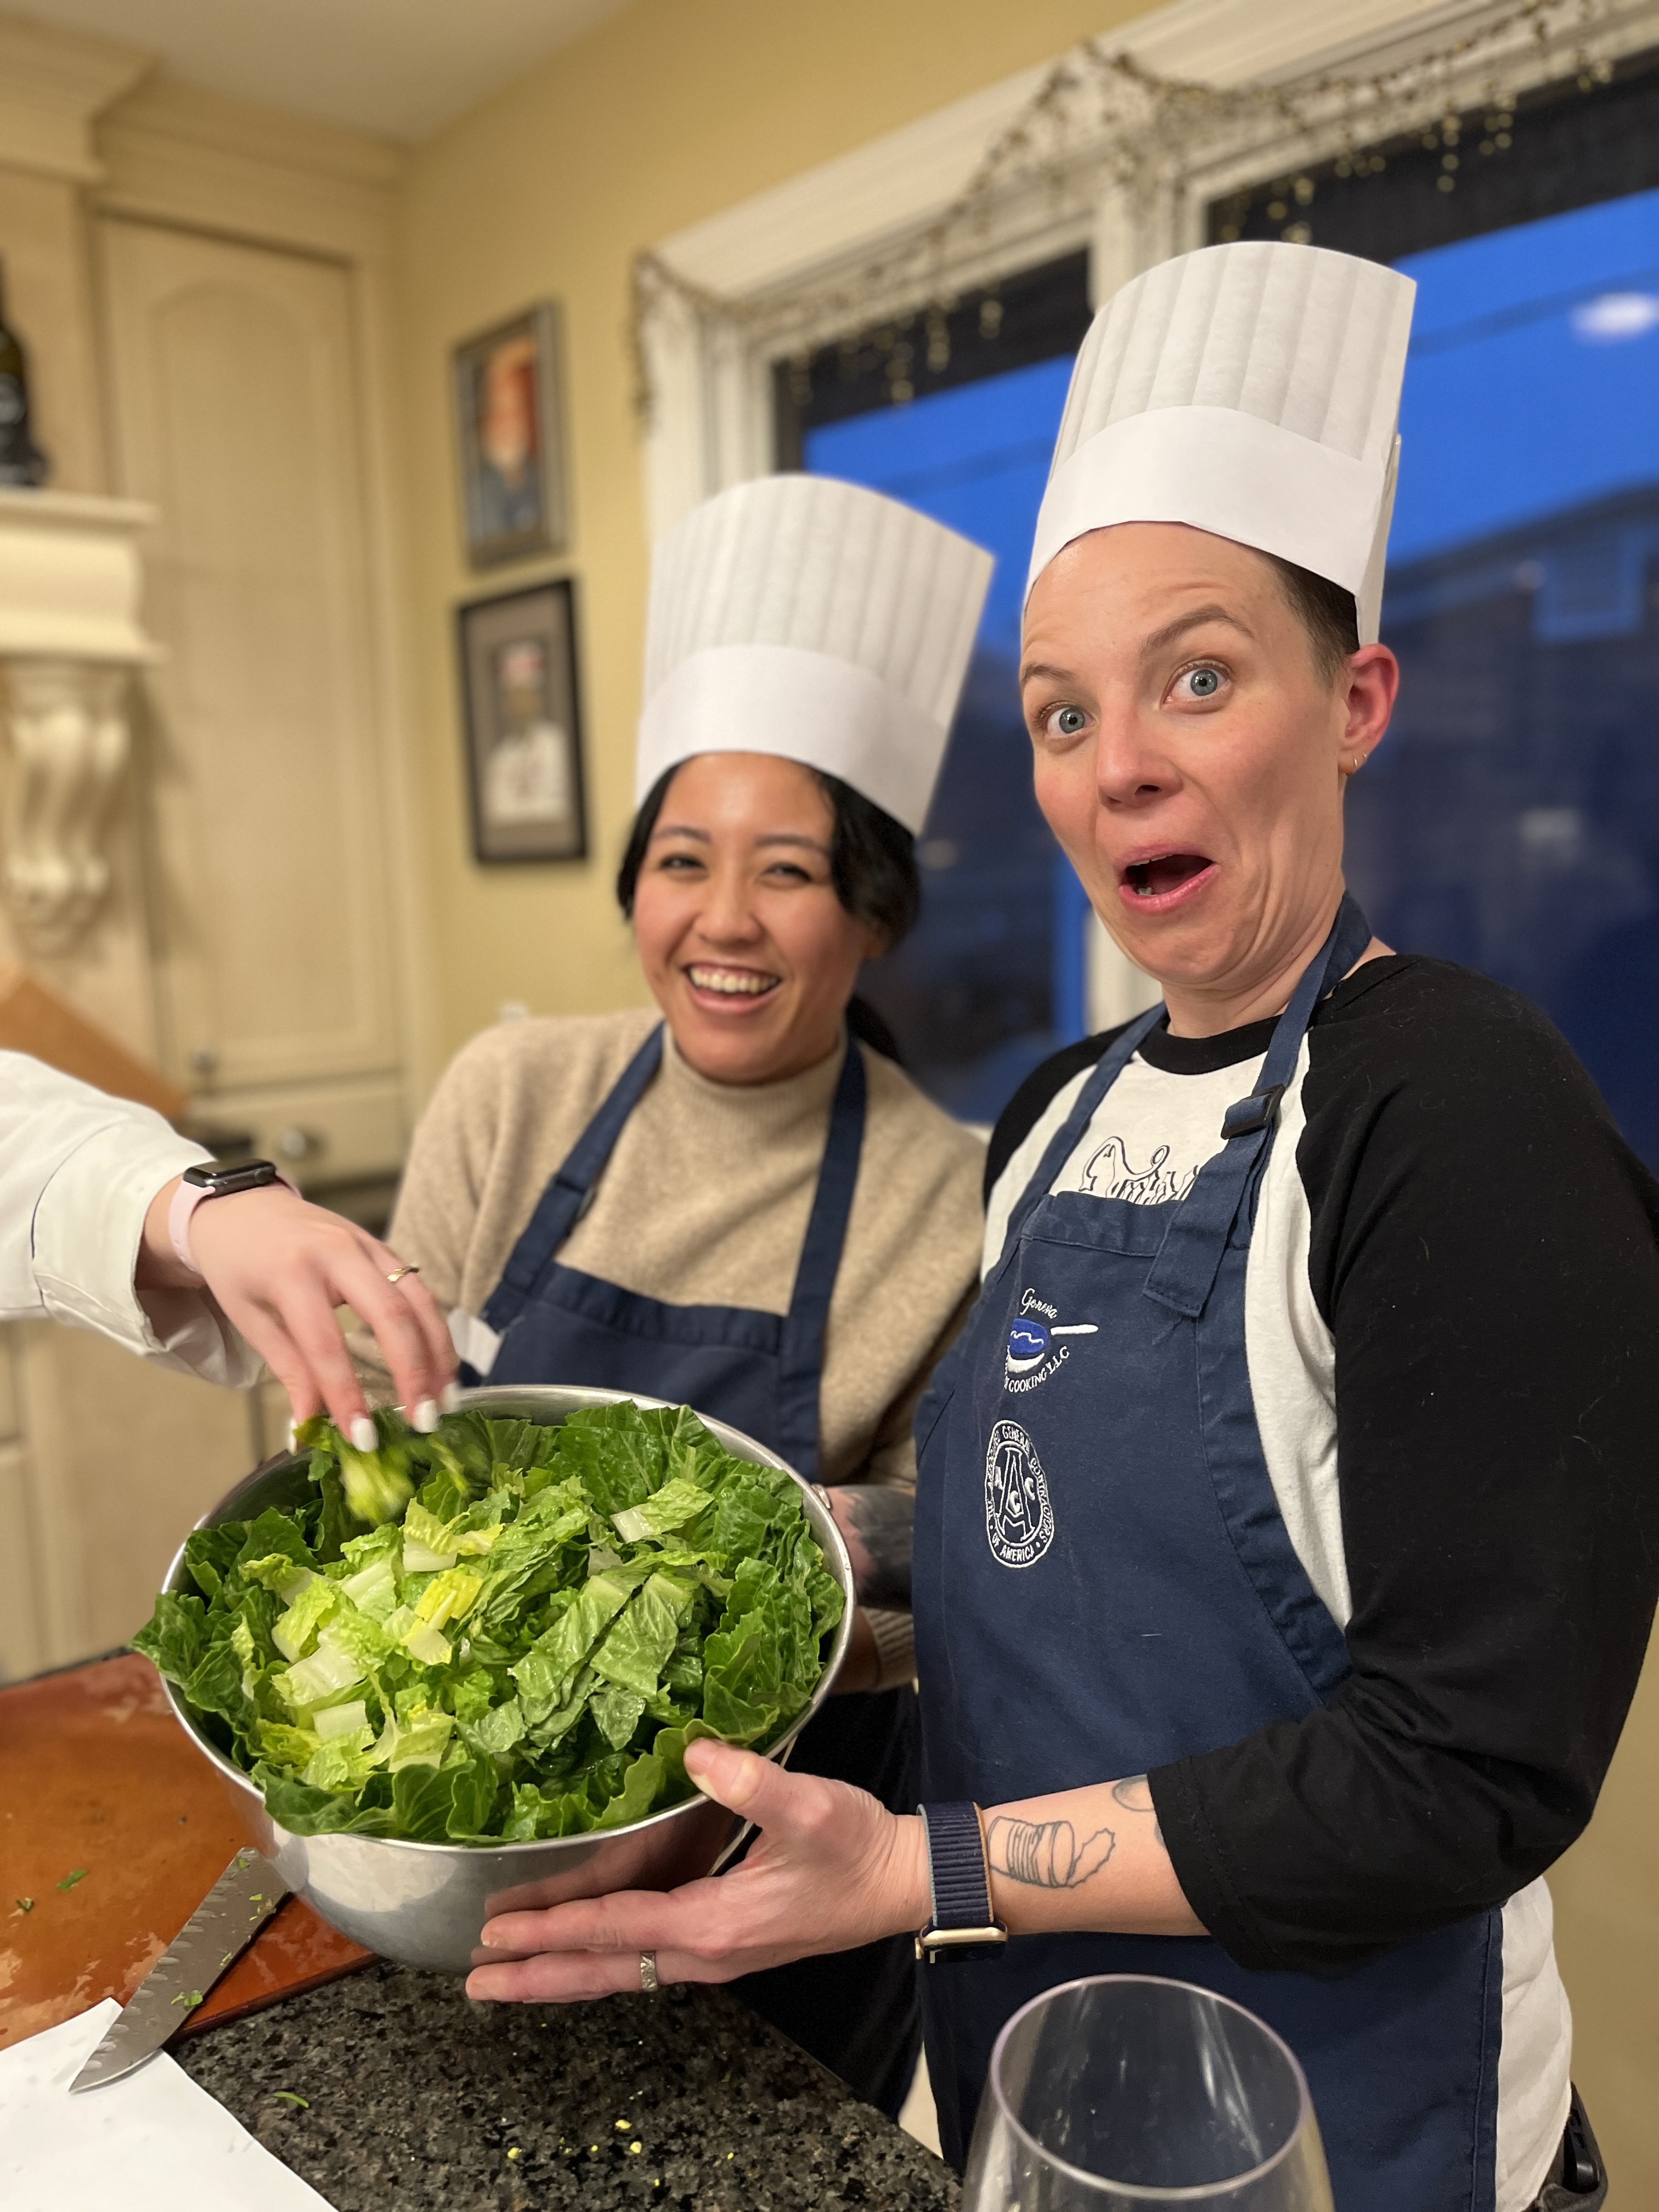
0, 488, 160, 954
1, 659, 130, 953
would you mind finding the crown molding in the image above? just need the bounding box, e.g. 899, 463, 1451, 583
95, 77, 404, 263
0, 14, 151, 184
655, 0, 1657, 301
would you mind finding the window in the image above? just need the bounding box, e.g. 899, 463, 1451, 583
1212, 54, 1659, 1167
774, 255, 1093, 1121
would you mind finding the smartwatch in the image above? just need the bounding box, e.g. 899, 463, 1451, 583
915, 1801, 1008, 1963
169, 1160, 297, 1272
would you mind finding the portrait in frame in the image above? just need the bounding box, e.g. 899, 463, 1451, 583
458, 580, 586, 865
453, 302, 567, 568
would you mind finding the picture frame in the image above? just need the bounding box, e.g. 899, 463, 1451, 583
452, 301, 567, 568
458, 579, 587, 865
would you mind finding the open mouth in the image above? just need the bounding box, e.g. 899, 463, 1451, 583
1120, 852, 1216, 904
685, 963, 781, 1001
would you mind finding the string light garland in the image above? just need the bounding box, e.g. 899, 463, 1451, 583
630, 0, 1633, 422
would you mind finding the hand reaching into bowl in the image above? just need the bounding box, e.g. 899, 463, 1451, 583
138, 1174, 455, 1444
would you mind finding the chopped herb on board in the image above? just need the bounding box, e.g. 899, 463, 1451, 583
57, 1870, 88, 1891
14, 1897, 33, 1913
273, 2092, 309, 2109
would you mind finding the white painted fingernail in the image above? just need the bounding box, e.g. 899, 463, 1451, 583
441, 1382, 462, 1413
350, 1417, 377, 1453
413, 1398, 440, 1434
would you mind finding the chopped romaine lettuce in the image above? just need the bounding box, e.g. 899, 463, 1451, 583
610, 1477, 713, 1544
313, 1699, 369, 1742
133, 1401, 842, 1844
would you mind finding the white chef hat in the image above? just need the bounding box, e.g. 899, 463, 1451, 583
1028, 242, 1416, 644
636, 475, 993, 834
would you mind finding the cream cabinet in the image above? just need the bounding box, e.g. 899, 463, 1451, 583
0, 47, 417, 1683
98, 218, 405, 1187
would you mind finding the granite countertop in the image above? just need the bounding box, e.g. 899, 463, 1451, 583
177, 1961, 960, 2211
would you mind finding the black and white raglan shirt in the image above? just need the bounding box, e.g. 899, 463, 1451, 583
984, 953, 1659, 2207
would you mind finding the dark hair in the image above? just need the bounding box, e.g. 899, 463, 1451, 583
616, 759, 921, 950
1262, 553, 1361, 685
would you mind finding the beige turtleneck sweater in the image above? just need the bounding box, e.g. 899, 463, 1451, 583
382, 1009, 986, 1689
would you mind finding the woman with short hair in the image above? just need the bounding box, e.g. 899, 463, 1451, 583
466, 245, 1659, 2212
387, 473, 992, 2114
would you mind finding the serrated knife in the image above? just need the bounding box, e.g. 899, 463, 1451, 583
69, 1848, 291, 2092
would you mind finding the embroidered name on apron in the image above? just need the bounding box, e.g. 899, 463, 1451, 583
1003, 1289, 1098, 1394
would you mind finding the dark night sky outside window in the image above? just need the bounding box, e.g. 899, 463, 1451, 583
775, 253, 1093, 1122
1209, 52, 1659, 1169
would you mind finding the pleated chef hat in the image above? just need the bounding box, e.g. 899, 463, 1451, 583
1028, 242, 1416, 644
636, 475, 993, 834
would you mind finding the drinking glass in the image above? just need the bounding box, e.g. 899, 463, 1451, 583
962, 1974, 1334, 2212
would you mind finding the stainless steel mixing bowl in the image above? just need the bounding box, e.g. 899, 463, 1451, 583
157, 1384, 854, 1973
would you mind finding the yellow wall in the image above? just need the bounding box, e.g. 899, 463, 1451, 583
392, 0, 1150, 1078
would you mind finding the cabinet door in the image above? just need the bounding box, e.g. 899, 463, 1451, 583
99, 221, 399, 1097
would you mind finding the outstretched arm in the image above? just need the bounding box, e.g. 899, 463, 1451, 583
465, 1746, 1201, 2005
138, 1177, 455, 1441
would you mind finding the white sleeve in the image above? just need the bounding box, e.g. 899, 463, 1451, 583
0, 1051, 262, 1385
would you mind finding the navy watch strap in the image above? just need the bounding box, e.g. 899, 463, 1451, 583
916, 1801, 1008, 1962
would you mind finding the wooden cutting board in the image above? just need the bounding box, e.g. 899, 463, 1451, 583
0, 1651, 371, 2053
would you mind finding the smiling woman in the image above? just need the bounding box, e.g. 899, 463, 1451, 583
374, 473, 991, 2118
617, 754, 918, 1086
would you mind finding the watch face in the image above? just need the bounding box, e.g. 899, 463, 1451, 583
185, 1160, 280, 1194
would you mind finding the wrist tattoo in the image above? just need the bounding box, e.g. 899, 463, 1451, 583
987, 1815, 1116, 1890
836, 1485, 913, 1607
1111, 1774, 1165, 1849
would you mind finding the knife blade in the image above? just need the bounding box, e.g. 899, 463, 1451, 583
69, 1847, 290, 2092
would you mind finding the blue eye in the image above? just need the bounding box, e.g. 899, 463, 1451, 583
1185, 668, 1221, 698
1053, 706, 1088, 736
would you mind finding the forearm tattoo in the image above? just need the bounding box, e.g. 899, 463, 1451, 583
1111, 1773, 1165, 1849
987, 1815, 1117, 1890
833, 1485, 913, 1607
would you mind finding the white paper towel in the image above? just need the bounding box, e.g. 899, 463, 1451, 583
0, 1999, 334, 2211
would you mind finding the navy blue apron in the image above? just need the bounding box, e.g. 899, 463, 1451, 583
474, 1025, 920, 2117
913, 899, 1503, 2208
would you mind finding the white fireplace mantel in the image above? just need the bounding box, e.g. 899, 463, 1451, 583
0, 488, 161, 955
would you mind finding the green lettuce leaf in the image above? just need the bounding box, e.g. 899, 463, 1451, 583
589, 1684, 647, 1749
611, 1478, 713, 1544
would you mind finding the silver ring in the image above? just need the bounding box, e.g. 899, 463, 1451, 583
639, 1950, 659, 1993
385, 1265, 419, 1284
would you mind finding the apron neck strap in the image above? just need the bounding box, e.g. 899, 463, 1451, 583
1143, 891, 1373, 1319
484, 1025, 665, 1318
1000, 1001, 1164, 1261
775, 1037, 868, 1480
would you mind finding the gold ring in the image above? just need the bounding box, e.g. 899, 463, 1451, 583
639, 1950, 659, 1993
385, 1265, 419, 1284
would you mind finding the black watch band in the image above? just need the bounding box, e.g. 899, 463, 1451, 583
182, 1160, 283, 1197
915, 1801, 1008, 1963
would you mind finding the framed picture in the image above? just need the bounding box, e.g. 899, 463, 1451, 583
458, 580, 586, 864
453, 302, 566, 568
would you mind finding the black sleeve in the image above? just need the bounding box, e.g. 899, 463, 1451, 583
984, 1028, 1127, 1205
1150, 959, 1659, 1976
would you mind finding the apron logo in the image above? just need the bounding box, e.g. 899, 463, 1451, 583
984, 1419, 1055, 1569
1005, 1291, 1098, 1393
